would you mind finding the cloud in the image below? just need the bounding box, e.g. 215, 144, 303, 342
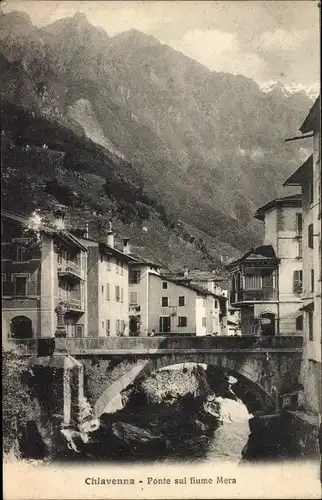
167, 29, 266, 82
257, 28, 309, 53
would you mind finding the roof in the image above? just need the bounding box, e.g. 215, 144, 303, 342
254, 194, 302, 221
300, 95, 320, 133
283, 155, 313, 186
226, 244, 278, 269
157, 274, 227, 300
1, 209, 88, 251
158, 274, 209, 297
182, 269, 225, 282
99, 242, 137, 262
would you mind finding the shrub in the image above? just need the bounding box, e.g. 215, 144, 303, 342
2, 351, 34, 456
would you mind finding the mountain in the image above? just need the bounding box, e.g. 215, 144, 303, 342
0, 11, 314, 270
259, 80, 319, 100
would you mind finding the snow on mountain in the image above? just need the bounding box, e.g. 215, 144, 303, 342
260, 80, 319, 100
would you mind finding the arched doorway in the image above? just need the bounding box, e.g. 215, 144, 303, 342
10, 316, 33, 339
260, 312, 276, 336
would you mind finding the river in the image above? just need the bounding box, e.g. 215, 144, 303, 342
96, 365, 253, 464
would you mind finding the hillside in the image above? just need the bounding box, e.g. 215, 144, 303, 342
0, 10, 312, 269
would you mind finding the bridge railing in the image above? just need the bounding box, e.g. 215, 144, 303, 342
3, 334, 303, 355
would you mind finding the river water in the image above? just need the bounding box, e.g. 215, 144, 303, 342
157, 397, 252, 464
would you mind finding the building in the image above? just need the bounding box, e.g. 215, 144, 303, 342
284, 95, 321, 414
145, 267, 228, 336
77, 231, 135, 337
186, 269, 229, 335
227, 307, 241, 336
128, 254, 161, 336
1, 209, 88, 339
148, 273, 215, 335
226, 195, 303, 336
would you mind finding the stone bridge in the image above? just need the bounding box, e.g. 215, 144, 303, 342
8, 335, 303, 417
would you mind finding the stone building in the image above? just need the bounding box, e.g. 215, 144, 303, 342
226, 195, 303, 336
1, 209, 88, 339
284, 95, 321, 414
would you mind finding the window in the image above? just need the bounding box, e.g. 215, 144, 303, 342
308, 180, 314, 203
311, 269, 314, 293
129, 270, 141, 284
75, 325, 83, 338
13, 275, 28, 296
102, 321, 104, 331
308, 224, 314, 249
16, 244, 28, 262
293, 270, 303, 294
116, 260, 119, 274
202, 317, 207, 328
129, 292, 138, 305
106, 319, 110, 336
277, 207, 284, 231
162, 281, 168, 289
178, 296, 185, 306
162, 297, 169, 307
115, 285, 120, 302
101, 285, 104, 294
214, 299, 218, 309
121, 287, 124, 303
107, 256, 111, 270
308, 311, 313, 341
121, 320, 125, 334
106, 283, 110, 300
297, 239, 302, 259
100, 253, 104, 263
296, 213, 303, 234
178, 316, 187, 327
116, 319, 120, 335
244, 275, 262, 290
120, 262, 124, 276
2, 273, 6, 283
296, 315, 303, 331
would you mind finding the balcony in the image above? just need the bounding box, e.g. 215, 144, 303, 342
57, 294, 85, 313
68, 297, 84, 312
230, 287, 278, 304
57, 261, 82, 280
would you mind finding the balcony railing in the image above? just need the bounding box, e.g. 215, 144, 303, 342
57, 261, 82, 279
57, 294, 85, 312
68, 297, 84, 311
230, 288, 278, 303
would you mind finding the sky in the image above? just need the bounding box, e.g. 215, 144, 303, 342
2, 0, 320, 87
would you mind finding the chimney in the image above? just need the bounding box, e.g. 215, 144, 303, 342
183, 265, 188, 278
122, 237, 131, 255
106, 221, 115, 248
52, 208, 66, 231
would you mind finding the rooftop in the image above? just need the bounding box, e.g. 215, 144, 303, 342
300, 95, 320, 134
254, 194, 302, 221
1, 209, 88, 251
226, 244, 278, 269
283, 155, 313, 187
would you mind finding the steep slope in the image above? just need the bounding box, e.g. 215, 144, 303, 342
0, 10, 311, 263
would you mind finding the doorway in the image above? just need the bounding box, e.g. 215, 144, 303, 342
260, 312, 276, 336
10, 316, 33, 339
159, 316, 171, 334
129, 315, 140, 336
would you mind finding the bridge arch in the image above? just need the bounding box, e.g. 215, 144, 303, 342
93, 352, 278, 417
